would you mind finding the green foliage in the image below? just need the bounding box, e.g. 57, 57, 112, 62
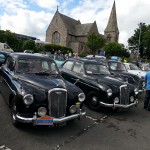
86, 32, 106, 55
103, 42, 130, 58
128, 23, 150, 59
22, 39, 36, 52
43, 44, 73, 54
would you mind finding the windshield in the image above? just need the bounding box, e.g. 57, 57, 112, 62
109, 62, 127, 71
85, 64, 110, 75
49, 54, 65, 61
16, 58, 59, 74
129, 64, 141, 70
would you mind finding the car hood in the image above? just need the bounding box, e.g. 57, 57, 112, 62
127, 70, 146, 78
15, 74, 66, 90
96, 75, 126, 87
87, 74, 127, 88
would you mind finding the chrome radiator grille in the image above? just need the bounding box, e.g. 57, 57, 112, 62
48, 88, 67, 118
120, 85, 129, 105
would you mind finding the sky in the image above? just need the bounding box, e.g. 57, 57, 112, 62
0, 0, 150, 47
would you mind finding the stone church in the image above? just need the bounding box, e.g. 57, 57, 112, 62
45, 1, 119, 54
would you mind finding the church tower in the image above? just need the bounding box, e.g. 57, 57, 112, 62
104, 1, 119, 43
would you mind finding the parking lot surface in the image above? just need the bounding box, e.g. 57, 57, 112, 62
0, 93, 150, 150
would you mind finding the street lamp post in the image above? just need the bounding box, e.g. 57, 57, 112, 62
137, 23, 142, 60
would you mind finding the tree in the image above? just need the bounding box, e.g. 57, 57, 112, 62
128, 23, 150, 59
86, 32, 105, 55
103, 42, 130, 58
22, 39, 36, 52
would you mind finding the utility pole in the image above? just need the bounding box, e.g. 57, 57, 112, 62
137, 23, 142, 60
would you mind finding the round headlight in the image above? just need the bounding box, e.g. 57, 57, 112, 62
78, 93, 85, 102
114, 97, 119, 104
130, 96, 134, 102
134, 88, 139, 95
38, 107, 47, 116
107, 89, 112, 96
69, 105, 77, 114
23, 94, 34, 105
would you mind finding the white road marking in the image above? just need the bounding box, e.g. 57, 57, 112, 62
0, 145, 11, 150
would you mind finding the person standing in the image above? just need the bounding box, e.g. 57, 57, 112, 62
144, 71, 150, 111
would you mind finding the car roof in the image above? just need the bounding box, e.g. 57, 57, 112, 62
9, 52, 54, 61
66, 57, 107, 65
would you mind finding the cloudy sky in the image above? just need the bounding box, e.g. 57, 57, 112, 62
0, 0, 150, 47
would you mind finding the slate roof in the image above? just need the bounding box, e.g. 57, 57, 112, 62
59, 12, 94, 36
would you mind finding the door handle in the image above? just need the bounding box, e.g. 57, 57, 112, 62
74, 79, 80, 85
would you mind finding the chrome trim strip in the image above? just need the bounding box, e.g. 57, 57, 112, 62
15, 110, 86, 124
2, 77, 16, 95
99, 99, 138, 108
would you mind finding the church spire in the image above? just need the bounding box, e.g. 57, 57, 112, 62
104, 1, 119, 42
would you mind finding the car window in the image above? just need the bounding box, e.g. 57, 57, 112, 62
0, 54, 6, 62
17, 58, 58, 74
63, 61, 74, 70
73, 62, 83, 74
129, 64, 140, 70
109, 62, 126, 71
85, 64, 110, 75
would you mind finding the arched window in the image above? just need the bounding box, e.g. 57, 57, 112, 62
107, 34, 111, 42
52, 31, 60, 44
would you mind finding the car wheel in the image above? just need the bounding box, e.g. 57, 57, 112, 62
87, 92, 101, 111
11, 99, 19, 127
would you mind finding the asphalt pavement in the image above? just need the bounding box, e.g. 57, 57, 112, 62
0, 92, 150, 150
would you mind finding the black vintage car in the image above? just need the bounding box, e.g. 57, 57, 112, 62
85, 56, 145, 93
107, 60, 145, 92
0, 53, 86, 126
60, 58, 139, 111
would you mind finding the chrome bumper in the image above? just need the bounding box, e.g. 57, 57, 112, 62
15, 110, 86, 124
99, 99, 138, 109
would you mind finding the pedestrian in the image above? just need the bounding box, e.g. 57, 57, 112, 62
144, 71, 150, 111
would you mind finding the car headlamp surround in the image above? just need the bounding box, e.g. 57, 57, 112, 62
38, 107, 47, 116
134, 88, 139, 95
23, 94, 34, 105
130, 96, 135, 102
69, 105, 77, 114
78, 93, 85, 102
107, 89, 112, 96
114, 97, 119, 104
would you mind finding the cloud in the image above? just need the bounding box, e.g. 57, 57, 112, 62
0, 0, 150, 47
32, 0, 59, 10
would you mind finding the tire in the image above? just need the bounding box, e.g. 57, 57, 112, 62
11, 99, 19, 127
86, 92, 101, 111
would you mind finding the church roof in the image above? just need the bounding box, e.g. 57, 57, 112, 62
104, 1, 119, 33
59, 12, 81, 35
59, 12, 94, 36
75, 23, 94, 36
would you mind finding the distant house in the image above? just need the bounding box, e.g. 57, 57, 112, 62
46, 1, 119, 54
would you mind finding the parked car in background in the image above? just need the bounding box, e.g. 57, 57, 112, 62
107, 60, 145, 92
60, 58, 139, 111
0, 51, 11, 66
49, 54, 66, 68
124, 62, 146, 79
0, 53, 86, 127
0, 42, 14, 52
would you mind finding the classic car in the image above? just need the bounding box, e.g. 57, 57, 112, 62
0, 53, 86, 127
107, 60, 145, 92
60, 58, 139, 111
124, 62, 146, 79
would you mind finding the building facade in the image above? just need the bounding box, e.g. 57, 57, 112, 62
46, 1, 119, 54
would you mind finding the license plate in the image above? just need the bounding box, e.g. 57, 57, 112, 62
36, 116, 53, 125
